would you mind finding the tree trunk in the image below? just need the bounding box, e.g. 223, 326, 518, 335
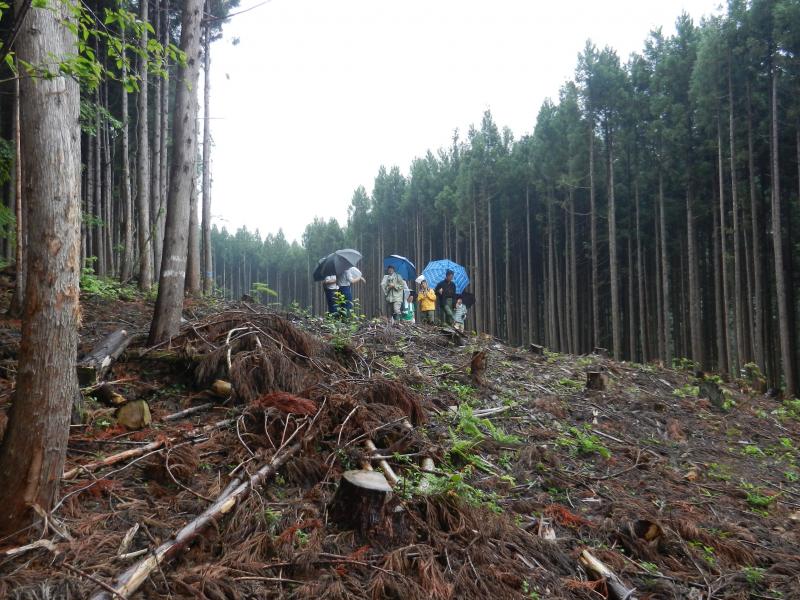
635, 180, 646, 362
201, 6, 213, 295
569, 188, 578, 353
186, 184, 201, 295
747, 82, 765, 369
0, 0, 82, 537
136, 0, 152, 291
102, 87, 114, 276
659, 170, 672, 365
589, 128, 599, 348
607, 131, 620, 360
729, 65, 745, 367
149, 0, 204, 344
718, 118, 736, 374
526, 187, 534, 343
94, 87, 105, 276
120, 27, 134, 283
713, 183, 728, 372
504, 219, 511, 342
156, 0, 170, 278
770, 68, 795, 396
655, 196, 664, 360
687, 184, 703, 366
9, 74, 24, 316
151, 0, 163, 280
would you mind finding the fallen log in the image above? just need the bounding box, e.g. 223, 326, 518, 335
62, 417, 235, 480
77, 329, 133, 385
579, 549, 637, 600
90, 432, 307, 600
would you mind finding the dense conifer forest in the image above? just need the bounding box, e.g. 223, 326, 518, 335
212, 1, 800, 394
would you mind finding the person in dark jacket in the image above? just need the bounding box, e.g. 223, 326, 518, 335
434, 270, 456, 325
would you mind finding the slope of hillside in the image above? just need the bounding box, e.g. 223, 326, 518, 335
0, 299, 798, 599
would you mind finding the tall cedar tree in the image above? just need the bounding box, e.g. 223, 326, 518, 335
0, 0, 82, 536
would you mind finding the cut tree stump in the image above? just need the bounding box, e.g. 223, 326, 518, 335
77, 329, 132, 385
329, 469, 392, 535
586, 371, 608, 391
592, 347, 609, 359
528, 343, 544, 355
116, 400, 151, 430
699, 379, 724, 409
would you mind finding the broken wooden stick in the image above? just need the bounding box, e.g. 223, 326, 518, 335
161, 403, 215, 422
364, 439, 399, 485
77, 329, 133, 385
62, 417, 235, 480
579, 549, 637, 600
89, 428, 309, 600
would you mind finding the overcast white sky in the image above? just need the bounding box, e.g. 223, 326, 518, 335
206, 0, 722, 243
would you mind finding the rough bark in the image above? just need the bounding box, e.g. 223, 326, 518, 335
186, 183, 201, 295
120, 27, 134, 282
0, 0, 82, 537
151, 0, 163, 280
717, 118, 735, 374
607, 132, 620, 360
9, 74, 23, 316
149, 0, 204, 344
659, 170, 672, 365
687, 185, 703, 366
635, 180, 647, 362
202, 8, 213, 295
589, 128, 599, 348
713, 185, 728, 372
770, 68, 794, 396
729, 65, 745, 367
136, 0, 152, 291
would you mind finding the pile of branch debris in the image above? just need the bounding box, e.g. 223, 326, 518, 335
0, 302, 799, 599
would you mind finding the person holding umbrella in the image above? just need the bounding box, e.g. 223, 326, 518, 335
336, 266, 364, 315
380, 265, 405, 321
312, 249, 362, 317
434, 270, 457, 325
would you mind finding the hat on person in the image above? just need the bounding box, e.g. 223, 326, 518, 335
415, 275, 426, 284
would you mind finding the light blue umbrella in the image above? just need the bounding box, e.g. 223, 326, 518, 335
422, 259, 470, 294
383, 255, 416, 282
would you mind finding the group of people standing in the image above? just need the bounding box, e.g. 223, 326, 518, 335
380, 266, 468, 330
320, 261, 469, 331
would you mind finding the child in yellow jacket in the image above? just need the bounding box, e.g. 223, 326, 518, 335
417, 279, 437, 324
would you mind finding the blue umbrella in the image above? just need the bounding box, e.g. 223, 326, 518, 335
423, 259, 470, 294
383, 255, 416, 282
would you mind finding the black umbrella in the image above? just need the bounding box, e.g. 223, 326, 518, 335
312, 249, 363, 281
459, 292, 475, 308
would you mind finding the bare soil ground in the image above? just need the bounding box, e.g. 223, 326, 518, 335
0, 292, 799, 599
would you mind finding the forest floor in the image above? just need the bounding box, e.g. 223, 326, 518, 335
0, 287, 799, 599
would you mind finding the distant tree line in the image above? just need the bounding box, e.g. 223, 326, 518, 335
212, 0, 800, 395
